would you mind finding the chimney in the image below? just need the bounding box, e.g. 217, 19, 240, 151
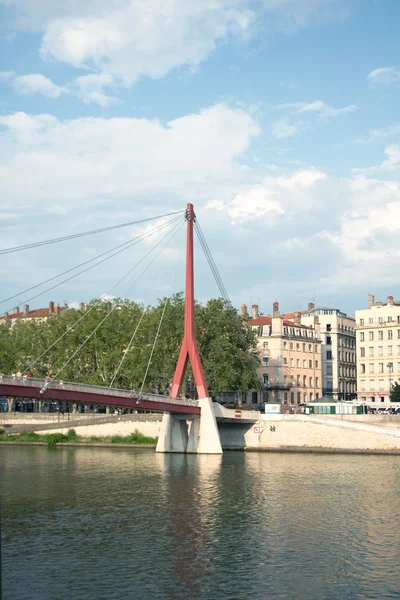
241, 303, 247, 318
294, 311, 301, 325
13, 306, 19, 314
314, 315, 321, 339
387, 295, 394, 305
23, 304, 29, 315
368, 294, 374, 309
55, 303, 60, 315
308, 302, 315, 311
5, 312, 9, 322
79, 302, 85, 311
64, 302, 68, 308
49, 301, 54, 314
272, 301, 280, 318
251, 304, 259, 320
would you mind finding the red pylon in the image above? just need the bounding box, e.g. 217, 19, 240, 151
170, 203, 209, 399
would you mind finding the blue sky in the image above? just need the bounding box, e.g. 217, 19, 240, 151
0, 0, 399, 317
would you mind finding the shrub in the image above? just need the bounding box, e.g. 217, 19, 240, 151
45, 433, 68, 447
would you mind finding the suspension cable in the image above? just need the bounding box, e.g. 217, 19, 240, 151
0, 209, 184, 256
6, 214, 182, 315
39, 218, 184, 390
194, 219, 229, 301
108, 281, 158, 389
26, 216, 184, 375
139, 293, 170, 394
0, 214, 181, 307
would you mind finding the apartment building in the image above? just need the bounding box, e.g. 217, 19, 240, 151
245, 302, 322, 407
0, 301, 71, 327
356, 294, 400, 403
299, 303, 357, 400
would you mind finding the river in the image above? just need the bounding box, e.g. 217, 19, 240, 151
1, 446, 399, 600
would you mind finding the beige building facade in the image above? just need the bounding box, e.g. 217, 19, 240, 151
245, 302, 322, 407
356, 294, 400, 404
299, 304, 357, 400
0, 301, 72, 327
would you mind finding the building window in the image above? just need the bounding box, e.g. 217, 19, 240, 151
361, 380, 366, 391
388, 330, 393, 340
316, 377, 319, 388
290, 392, 294, 404
360, 364, 365, 374
309, 393, 313, 402
316, 393, 319, 399
283, 392, 288, 403
369, 331, 374, 341
388, 316, 393, 322
263, 374, 269, 385
302, 343, 305, 351
378, 346, 383, 356
360, 318, 364, 325
379, 379, 385, 391
309, 376, 313, 387
315, 345, 318, 353
283, 341, 287, 349
309, 360, 312, 368
378, 317, 383, 323
290, 358, 294, 367
263, 342, 268, 349
369, 318, 373, 324
369, 364, 374, 374
297, 359, 300, 368
303, 359, 307, 368
296, 343, 300, 350
398, 329, 400, 338
284, 375, 288, 384
297, 392, 301, 403
369, 347, 374, 357
379, 363, 384, 373
315, 360, 318, 368
308, 344, 312, 352
378, 331, 383, 340
297, 375, 300, 385
290, 342, 293, 350
326, 364, 333, 376
388, 346, 393, 356
262, 357, 269, 366
252, 391, 258, 403
360, 348, 365, 357
326, 350, 332, 359
326, 324, 331, 331
303, 375, 307, 387
370, 380, 375, 391
326, 336, 332, 345
360, 332, 365, 341
303, 392, 307, 403
283, 357, 288, 365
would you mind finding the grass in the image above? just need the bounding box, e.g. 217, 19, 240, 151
0, 428, 157, 446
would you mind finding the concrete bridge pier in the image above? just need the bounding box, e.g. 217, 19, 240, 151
156, 397, 222, 454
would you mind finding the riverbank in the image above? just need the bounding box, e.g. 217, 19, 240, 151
0, 428, 157, 447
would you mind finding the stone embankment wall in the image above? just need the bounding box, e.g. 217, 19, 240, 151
243, 415, 400, 453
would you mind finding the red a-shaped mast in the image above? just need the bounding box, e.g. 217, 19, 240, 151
170, 203, 209, 399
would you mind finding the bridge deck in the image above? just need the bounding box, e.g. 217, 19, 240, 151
0, 376, 200, 415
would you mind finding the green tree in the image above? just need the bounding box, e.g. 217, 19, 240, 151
390, 381, 400, 402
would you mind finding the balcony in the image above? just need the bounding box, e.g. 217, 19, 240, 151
264, 382, 291, 390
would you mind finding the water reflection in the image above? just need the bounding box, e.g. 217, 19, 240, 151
1, 447, 400, 600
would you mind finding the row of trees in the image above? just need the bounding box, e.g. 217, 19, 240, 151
0, 294, 261, 398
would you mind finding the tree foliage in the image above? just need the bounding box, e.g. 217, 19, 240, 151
390, 381, 400, 402
0, 295, 260, 398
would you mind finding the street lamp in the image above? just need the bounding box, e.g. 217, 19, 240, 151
387, 362, 393, 400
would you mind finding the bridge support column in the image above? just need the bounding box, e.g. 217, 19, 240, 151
156, 399, 222, 454
187, 398, 222, 454
7, 397, 14, 412
156, 413, 189, 453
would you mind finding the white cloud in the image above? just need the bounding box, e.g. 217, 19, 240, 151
72, 73, 120, 107
1, 0, 350, 89
367, 66, 400, 85
353, 145, 400, 175
272, 117, 297, 138
280, 79, 298, 89
0, 103, 260, 209
0, 71, 16, 81
12, 73, 67, 98
276, 99, 357, 117
354, 123, 400, 144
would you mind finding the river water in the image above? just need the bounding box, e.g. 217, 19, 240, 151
1, 446, 400, 600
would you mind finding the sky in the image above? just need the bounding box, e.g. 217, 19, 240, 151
1, 0, 399, 318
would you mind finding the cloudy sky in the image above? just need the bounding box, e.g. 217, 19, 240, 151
1, 0, 399, 317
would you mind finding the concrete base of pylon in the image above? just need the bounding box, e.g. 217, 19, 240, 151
187, 397, 223, 454
156, 398, 223, 454
156, 413, 188, 453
